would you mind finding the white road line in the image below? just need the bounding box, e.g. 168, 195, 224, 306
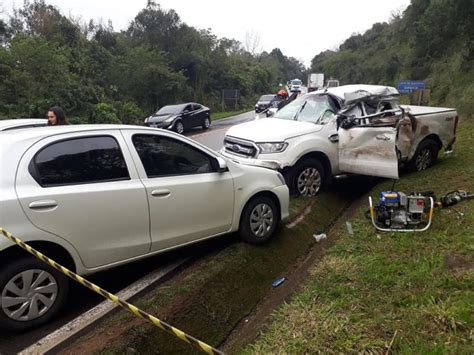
20, 259, 186, 355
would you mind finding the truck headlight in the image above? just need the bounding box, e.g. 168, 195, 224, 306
257, 142, 288, 154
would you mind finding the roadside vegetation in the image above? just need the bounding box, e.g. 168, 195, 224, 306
57, 178, 376, 354
0, 1, 306, 122
311, 0, 473, 117
245, 119, 474, 353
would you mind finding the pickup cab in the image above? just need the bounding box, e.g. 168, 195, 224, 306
221, 85, 458, 196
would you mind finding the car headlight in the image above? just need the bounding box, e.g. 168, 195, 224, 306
257, 142, 288, 154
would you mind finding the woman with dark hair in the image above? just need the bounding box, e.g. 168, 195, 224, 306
47, 106, 70, 126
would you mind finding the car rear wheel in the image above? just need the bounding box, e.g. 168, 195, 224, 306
239, 196, 278, 245
409, 139, 439, 172
202, 117, 211, 129
0, 257, 69, 332
174, 120, 184, 134
291, 158, 325, 197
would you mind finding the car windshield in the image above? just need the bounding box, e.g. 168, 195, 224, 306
259, 95, 275, 101
154, 105, 185, 115
291, 80, 302, 85
274, 95, 336, 124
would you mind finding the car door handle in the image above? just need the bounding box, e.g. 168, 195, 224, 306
151, 189, 171, 197
376, 134, 391, 141
29, 200, 58, 209
328, 133, 339, 143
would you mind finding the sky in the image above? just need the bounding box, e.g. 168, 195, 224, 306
2, 0, 411, 67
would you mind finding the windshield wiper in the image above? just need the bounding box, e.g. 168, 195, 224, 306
294, 101, 307, 121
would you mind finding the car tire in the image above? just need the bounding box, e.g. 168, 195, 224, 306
202, 117, 211, 130
409, 139, 439, 172
239, 196, 278, 245
174, 120, 184, 134
0, 256, 69, 332
290, 158, 325, 196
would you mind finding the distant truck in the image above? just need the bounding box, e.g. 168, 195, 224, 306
308, 73, 324, 92
326, 79, 340, 88
289, 79, 302, 92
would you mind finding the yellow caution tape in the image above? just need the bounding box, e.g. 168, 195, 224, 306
0, 227, 222, 355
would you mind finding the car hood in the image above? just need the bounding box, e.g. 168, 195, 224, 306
226, 117, 324, 142
147, 114, 178, 123
257, 101, 271, 105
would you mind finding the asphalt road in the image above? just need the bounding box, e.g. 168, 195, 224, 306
0, 110, 255, 355
185, 110, 255, 150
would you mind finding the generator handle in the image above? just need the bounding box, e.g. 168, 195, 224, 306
368, 196, 434, 232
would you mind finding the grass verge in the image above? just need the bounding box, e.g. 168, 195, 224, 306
245, 119, 474, 354
58, 178, 374, 354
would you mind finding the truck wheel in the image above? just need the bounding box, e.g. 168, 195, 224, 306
291, 158, 325, 196
0, 256, 69, 332
239, 196, 278, 245
410, 139, 439, 172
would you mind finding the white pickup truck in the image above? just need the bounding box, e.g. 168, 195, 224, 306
221, 85, 458, 196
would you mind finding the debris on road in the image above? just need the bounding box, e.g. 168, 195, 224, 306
272, 277, 286, 287
313, 233, 327, 242
346, 221, 354, 236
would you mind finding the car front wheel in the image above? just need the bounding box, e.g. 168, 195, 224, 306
0, 257, 69, 332
202, 117, 211, 129
291, 158, 325, 196
239, 196, 278, 244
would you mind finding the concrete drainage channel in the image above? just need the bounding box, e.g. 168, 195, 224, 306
19, 259, 187, 354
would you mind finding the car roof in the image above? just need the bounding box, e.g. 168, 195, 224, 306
312, 84, 399, 101
0, 124, 162, 144
0, 118, 48, 131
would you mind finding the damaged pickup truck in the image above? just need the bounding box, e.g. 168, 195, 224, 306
221, 85, 458, 196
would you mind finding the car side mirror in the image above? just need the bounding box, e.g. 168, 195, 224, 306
216, 156, 228, 173
183, 109, 189, 114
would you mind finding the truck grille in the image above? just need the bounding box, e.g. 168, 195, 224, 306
224, 136, 258, 158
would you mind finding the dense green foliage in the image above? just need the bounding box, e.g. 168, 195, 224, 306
0, 1, 306, 121
311, 0, 473, 116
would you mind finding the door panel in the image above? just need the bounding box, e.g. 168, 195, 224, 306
15, 132, 151, 269
124, 131, 234, 251
143, 173, 234, 250
338, 126, 399, 179
182, 104, 193, 129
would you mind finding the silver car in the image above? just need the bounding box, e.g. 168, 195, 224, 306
0, 125, 289, 331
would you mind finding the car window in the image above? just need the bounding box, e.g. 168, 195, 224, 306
31, 136, 129, 187
193, 104, 202, 110
274, 94, 337, 125
132, 134, 216, 177
184, 104, 193, 112
342, 103, 364, 117
155, 105, 185, 115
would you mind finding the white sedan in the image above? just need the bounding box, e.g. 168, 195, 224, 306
0, 125, 289, 331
